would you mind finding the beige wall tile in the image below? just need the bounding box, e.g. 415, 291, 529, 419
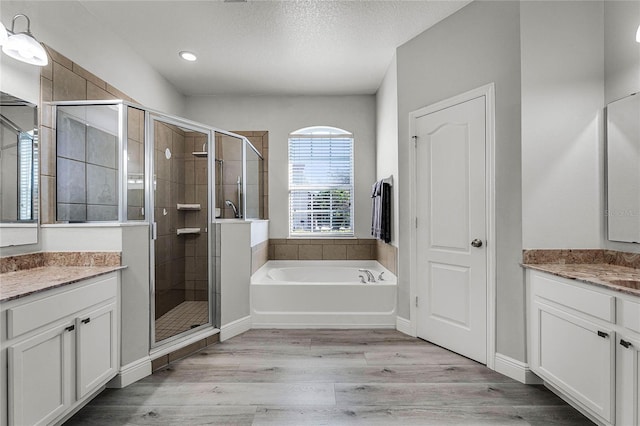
87, 81, 115, 101
40, 76, 53, 102
275, 244, 298, 260
299, 244, 323, 260
40, 54, 53, 80
167, 340, 206, 363
347, 244, 373, 260
106, 83, 133, 102
151, 355, 169, 372
41, 104, 53, 129
73, 63, 107, 89
53, 62, 87, 101
323, 244, 346, 260
45, 46, 73, 70
40, 175, 56, 224
39, 127, 55, 177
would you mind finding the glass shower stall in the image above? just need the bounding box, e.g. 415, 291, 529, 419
52, 100, 263, 349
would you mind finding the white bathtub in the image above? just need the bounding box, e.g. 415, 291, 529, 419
251, 260, 397, 328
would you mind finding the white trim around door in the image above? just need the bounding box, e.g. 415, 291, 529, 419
408, 83, 496, 370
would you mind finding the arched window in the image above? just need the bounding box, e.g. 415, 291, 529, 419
288, 126, 354, 236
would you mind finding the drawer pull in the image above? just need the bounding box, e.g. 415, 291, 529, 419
620, 339, 632, 349
81, 318, 91, 324
597, 331, 609, 339
65, 325, 75, 332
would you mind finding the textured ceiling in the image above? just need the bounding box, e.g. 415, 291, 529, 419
75, 1, 470, 96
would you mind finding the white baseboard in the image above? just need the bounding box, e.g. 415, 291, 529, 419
251, 323, 396, 329
250, 312, 396, 329
106, 357, 152, 388
221, 315, 252, 341
494, 353, 542, 384
395, 316, 413, 336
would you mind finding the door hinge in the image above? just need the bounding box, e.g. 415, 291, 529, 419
415, 296, 419, 307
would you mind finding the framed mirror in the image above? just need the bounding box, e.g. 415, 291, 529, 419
0, 92, 39, 247
606, 92, 640, 243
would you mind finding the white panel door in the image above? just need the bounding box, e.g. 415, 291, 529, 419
415, 96, 487, 364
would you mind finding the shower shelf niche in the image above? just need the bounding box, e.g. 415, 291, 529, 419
177, 203, 201, 211
177, 227, 201, 235
192, 151, 208, 158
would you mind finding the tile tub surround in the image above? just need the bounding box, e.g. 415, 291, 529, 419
267, 238, 398, 275
269, 238, 377, 261
522, 249, 640, 297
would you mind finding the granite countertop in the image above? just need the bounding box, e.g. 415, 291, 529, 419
523, 262, 640, 297
0, 265, 125, 302
0, 252, 124, 303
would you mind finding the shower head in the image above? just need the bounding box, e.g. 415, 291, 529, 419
225, 200, 239, 218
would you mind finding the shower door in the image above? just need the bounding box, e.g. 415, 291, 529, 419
148, 113, 214, 346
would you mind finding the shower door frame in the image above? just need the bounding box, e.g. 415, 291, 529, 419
147, 112, 216, 349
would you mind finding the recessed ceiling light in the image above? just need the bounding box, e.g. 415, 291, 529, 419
179, 51, 197, 62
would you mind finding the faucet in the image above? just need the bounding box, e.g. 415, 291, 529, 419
358, 275, 367, 284
225, 200, 239, 218
358, 269, 375, 282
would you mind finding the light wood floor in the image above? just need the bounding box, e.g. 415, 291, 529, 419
66, 329, 593, 425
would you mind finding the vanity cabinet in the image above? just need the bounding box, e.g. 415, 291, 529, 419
616, 298, 640, 426
528, 270, 616, 424
527, 269, 640, 426
1, 272, 119, 426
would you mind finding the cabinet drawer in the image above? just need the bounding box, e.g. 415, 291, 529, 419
7, 274, 117, 339
618, 298, 640, 335
530, 271, 615, 322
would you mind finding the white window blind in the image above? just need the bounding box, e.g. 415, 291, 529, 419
289, 127, 354, 236
18, 131, 34, 220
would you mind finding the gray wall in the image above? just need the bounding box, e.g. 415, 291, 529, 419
521, 1, 605, 249
396, 1, 524, 360
375, 56, 399, 247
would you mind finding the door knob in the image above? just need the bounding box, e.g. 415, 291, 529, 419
471, 239, 483, 248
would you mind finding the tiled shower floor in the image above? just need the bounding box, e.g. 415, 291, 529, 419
155, 301, 209, 342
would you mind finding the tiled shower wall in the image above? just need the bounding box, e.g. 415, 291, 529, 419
233, 131, 269, 219
39, 45, 135, 224
154, 124, 210, 318
183, 132, 209, 302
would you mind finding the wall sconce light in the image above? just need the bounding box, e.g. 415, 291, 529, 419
636, 24, 640, 43
1, 14, 48, 66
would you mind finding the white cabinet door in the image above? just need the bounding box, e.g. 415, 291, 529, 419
8, 322, 74, 426
617, 334, 640, 426
531, 301, 615, 424
76, 301, 118, 399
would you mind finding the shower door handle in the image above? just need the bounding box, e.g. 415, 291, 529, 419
152, 222, 158, 240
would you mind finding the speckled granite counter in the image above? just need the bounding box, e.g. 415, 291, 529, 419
522, 249, 640, 297
0, 252, 124, 302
